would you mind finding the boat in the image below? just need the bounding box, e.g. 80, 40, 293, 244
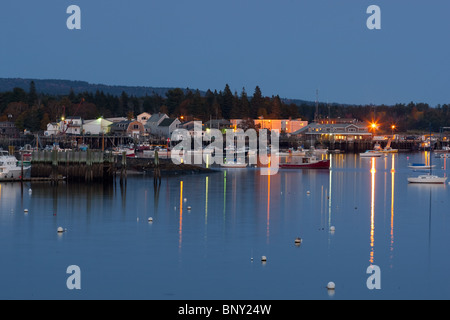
279, 155, 330, 169
408, 175, 447, 184
408, 126, 447, 184
0, 151, 31, 179
221, 160, 248, 168
380, 139, 398, 153
112, 147, 136, 158
434, 146, 450, 154
360, 150, 383, 158
408, 163, 436, 170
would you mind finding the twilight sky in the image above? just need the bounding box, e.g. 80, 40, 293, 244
1, 0, 449, 106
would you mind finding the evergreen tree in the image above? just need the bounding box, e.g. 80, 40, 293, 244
221, 84, 233, 119
270, 95, 282, 119
28, 81, 38, 106
251, 86, 263, 118
165, 88, 185, 116
240, 88, 251, 119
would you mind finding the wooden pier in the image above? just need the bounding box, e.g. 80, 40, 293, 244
31, 150, 116, 183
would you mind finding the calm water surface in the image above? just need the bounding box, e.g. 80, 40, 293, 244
1, 152, 450, 300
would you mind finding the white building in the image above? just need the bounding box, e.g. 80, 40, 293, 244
83, 118, 113, 135
44, 123, 60, 136
61, 116, 83, 135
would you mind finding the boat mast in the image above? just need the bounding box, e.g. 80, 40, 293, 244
429, 124, 433, 175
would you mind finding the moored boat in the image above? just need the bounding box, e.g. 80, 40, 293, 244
0, 151, 31, 179
280, 155, 330, 169
408, 175, 447, 184
221, 161, 248, 168
408, 163, 436, 170
360, 150, 383, 158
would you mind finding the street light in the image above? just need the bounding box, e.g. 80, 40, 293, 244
391, 125, 396, 137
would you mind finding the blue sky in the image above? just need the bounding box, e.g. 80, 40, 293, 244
1, 0, 449, 106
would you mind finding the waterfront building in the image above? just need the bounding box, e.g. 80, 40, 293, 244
111, 120, 146, 138
61, 116, 83, 135
253, 118, 308, 134
144, 113, 169, 135
44, 122, 60, 136
83, 118, 113, 135
292, 119, 372, 142
152, 118, 181, 138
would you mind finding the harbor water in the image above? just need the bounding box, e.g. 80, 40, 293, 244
0, 152, 449, 300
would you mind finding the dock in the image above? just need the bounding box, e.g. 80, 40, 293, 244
30, 150, 116, 183
0, 177, 66, 183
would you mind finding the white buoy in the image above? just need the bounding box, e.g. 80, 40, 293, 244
187, 206, 192, 211
261, 256, 267, 262
295, 237, 302, 245
330, 226, 336, 232
327, 282, 336, 290
184, 198, 187, 203
28, 189, 32, 194
148, 217, 153, 223
57, 227, 65, 233
307, 191, 311, 195
24, 209, 29, 213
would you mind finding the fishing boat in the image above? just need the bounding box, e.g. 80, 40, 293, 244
112, 147, 136, 158
0, 151, 31, 179
279, 155, 330, 169
360, 150, 383, 158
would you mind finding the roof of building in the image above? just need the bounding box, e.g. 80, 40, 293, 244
148, 113, 168, 123
291, 122, 370, 135
158, 118, 178, 127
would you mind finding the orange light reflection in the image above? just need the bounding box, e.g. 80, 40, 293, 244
370, 158, 376, 264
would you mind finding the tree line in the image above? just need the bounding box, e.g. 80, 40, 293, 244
0, 81, 449, 133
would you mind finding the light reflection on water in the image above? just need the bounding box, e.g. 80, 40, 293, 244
0, 152, 449, 299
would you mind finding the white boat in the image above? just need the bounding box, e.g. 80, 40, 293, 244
408, 175, 448, 184
0, 151, 31, 179
221, 160, 248, 168
360, 150, 383, 158
408, 128, 447, 184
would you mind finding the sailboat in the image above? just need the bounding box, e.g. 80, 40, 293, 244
408, 127, 447, 184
